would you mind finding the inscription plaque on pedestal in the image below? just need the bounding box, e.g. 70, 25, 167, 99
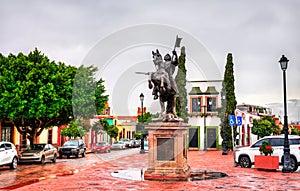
144, 122, 191, 181
157, 138, 174, 161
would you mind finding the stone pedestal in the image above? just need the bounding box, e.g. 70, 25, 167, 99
144, 121, 191, 181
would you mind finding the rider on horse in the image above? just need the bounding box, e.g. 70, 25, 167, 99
150, 50, 178, 101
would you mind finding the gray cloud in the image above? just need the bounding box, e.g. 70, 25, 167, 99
1, 0, 299, 117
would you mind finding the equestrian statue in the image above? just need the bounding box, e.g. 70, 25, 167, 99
136, 36, 183, 121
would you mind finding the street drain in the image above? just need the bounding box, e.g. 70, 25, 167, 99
189, 170, 228, 181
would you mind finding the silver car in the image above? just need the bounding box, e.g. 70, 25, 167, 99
19, 144, 58, 164
111, 141, 126, 150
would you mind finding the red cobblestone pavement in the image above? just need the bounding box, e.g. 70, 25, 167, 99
10, 151, 300, 191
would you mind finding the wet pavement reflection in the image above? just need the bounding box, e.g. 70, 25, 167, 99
0, 148, 139, 190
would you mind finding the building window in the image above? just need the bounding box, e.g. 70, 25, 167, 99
1, 127, 11, 142
207, 97, 217, 112
191, 97, 201, 112
48, 129, 53, 144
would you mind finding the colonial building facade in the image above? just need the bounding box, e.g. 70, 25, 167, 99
187, 80, 222, 150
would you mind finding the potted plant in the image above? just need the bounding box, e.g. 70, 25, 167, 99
255, 141, 279, 170
259, 141, 273, 156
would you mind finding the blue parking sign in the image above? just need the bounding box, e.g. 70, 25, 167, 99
236, 116, 242, 126
228, 115, 236, 126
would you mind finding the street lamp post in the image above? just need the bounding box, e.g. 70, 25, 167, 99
140, 93, 145, 154
279, 55, 292, 173
201, 105, 207, 151
221, 92, 228, 155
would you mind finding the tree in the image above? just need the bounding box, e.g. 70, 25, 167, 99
95, 79, 109, 115
137, 112, 152, 133
60, 120, 86, 138
91, 119, 118, 139
72, 65, 108, 130
264, 116, 281, 135
0, 49, 108, 145
219, 53, 237, 150
175, 46, 188, 122
252, 116, 279, 138
0, 49, 77, 145
134, 133, 142, 139
252, 119, 273, 138
291, 127, 300, 136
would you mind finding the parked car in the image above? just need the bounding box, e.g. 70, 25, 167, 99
120, 138, 132, 148
0, 141, 18, 169
234, 134, 300, 171
19, 144, 57, 164
135, 139, 141, 148
59, 139, 86, 159
92, 142, 111, 153
111, 141, 126, 150
129, 139, 136, 148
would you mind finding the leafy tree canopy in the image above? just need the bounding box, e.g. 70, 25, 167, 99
0, 48, 108, 144
91, 119, 118, 139
252, 118, 274, 138
252, 116, 280, 138
137, 112, 154, 134
72, 65, 108, 130
60, 120, 86, 138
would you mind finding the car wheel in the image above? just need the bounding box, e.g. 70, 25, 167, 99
239, 155, 252, 168
82, 152, 85, 157
290, 157, 298, 172
52, 154, 57, 163
75, 153, 79, 158
40, 155, 46, 165
67, 155, 70, 159
10, 157, 18, 169
108, 149, 111, 153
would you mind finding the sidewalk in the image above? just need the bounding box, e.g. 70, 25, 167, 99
13, 150, 300, 191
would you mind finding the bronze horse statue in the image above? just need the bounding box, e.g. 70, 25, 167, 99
148, 49, 179, 120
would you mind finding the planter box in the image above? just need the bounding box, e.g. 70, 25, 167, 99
254, 155, 279, 170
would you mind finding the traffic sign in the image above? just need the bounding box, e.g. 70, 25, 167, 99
236, 116, 242, 126
228, 115, 236, 126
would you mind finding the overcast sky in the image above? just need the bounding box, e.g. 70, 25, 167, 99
1, 0, 300, 122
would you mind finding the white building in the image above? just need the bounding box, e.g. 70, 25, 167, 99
235, 104, 272, 147
187, 80, 222, 150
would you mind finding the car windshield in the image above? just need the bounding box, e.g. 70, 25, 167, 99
114, 141, 122, 144
63, 141, 78, 146
250, 138, 270, 148
26, 144, 45, 151
96, 142, 105, 146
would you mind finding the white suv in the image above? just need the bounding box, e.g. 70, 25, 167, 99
234, 135, 300, 171
0, 141, 18, 169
